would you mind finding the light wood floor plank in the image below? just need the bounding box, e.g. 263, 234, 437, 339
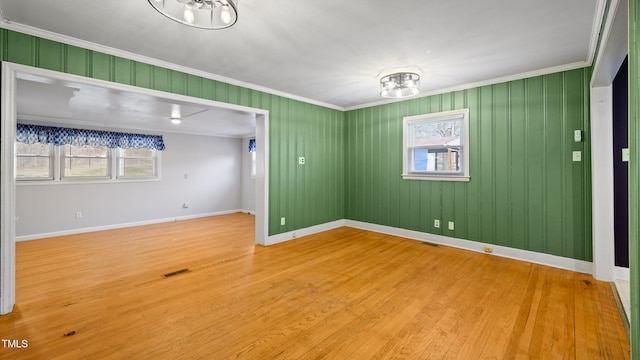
0, 214, 630, 359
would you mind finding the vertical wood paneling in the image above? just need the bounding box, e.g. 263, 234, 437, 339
1, 29, 345, 238
36, 38, 63, 72
628, 0, 639, 357
345, 68, 591, 261
510, 80, 527, 251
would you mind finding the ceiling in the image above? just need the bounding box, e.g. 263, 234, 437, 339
16, 74, 257, 138
1, 0, 604, 135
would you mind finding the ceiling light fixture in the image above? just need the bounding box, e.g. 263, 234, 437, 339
170, 117, 182, 124
379, 72, 421, 99
148, 0, 238, 29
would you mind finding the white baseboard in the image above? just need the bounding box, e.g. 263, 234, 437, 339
615, 266, 630, 281
15, 210, 246, 242
344, 220, 594, 274
266, 220, 346, 246
18, 214, 596, 276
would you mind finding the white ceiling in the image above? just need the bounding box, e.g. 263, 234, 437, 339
16, 74, 257, 138
1, 0, 604, 135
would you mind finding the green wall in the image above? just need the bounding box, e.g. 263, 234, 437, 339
0, 30, 594, 263
345, 69, 592, 261
0, 29, 345, 236
628, 0, 639, 356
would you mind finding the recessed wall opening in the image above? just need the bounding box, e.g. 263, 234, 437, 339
0, 62, 270, 314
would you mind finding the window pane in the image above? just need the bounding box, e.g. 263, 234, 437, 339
65, 145, 108, 157
123, 148, 154, 157
16, 157, 51, 178
411, 118, 462, 147
64, 145, 109, 177
414, 149, 428, 171
120, 159, 155, 177
16, 143, 52, 179
17, 143, 50, 156
64, 158, 109, 177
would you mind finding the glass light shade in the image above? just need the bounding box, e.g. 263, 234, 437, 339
380, 72, 421, 98
148, 0, 238, 29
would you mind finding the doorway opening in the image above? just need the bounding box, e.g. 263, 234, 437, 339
0, 62, 269, 314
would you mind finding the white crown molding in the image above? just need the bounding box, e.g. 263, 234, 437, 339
0, 19, 345, 112
0, 1, 606, 113
588, 0, 609, 65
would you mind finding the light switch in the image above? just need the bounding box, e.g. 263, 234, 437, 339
574, 130, 582, 142
572, 151, 582, 162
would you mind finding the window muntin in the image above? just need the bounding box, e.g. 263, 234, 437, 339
117, 148, 158, 178
16, 143, 53, 180
403, 109, 470, 181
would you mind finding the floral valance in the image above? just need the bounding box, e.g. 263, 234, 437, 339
249, 138, 256, 152
16, 123, 166, 151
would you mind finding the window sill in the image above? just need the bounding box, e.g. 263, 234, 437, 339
402, 174, 470, 182
17, 178, 162, 186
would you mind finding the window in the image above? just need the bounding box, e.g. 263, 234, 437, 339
16, 144, 160, 182
16, 143, 53, 180
402, 109, 470, 181
117, 148, 158, 178
15, 124, 164, 183
62, 145, 110, 179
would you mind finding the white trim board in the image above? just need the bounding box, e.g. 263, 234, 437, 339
344, 220, 593, 275
265, 220, 346, 246
15, 210, 250, 242
615, 266, 630, 281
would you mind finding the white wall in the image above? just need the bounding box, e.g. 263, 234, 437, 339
16, 132, 243, 239
241, 137, 256, 213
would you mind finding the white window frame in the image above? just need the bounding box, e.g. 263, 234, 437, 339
61, 144, 111, 180
402, 108, 470, 182
15, 143, 54, 181
15, 143, 161, 183
116, 148, 159, 179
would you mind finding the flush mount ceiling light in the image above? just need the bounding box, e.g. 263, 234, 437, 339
148, 0, 238, 29
170, 117, 182, 124
380, 72, 421, 99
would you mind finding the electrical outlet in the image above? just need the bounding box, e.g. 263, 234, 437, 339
75, 211, 82, 219
281, 217, 286, 226
434, 219, 440, 228
572, 151, 582, 162
448, 221, 454, 230
298, 156, 305, 165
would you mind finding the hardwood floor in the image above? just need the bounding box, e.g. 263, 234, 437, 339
0, 213, 629, 359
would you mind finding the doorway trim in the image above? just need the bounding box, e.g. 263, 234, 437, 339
0, 62, 269, 314
590, 0, 628, 281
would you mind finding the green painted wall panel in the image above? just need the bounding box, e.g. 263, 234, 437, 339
345, 68, 591, 261
36, 38, 64, 72
91, 52, 112, 82
509, 80, 527, 250
628, 0, 639, 357
0, 29, 345, 239
113, 57, 133, 86
134, 62, 153, 89
66, 46, 89, 77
